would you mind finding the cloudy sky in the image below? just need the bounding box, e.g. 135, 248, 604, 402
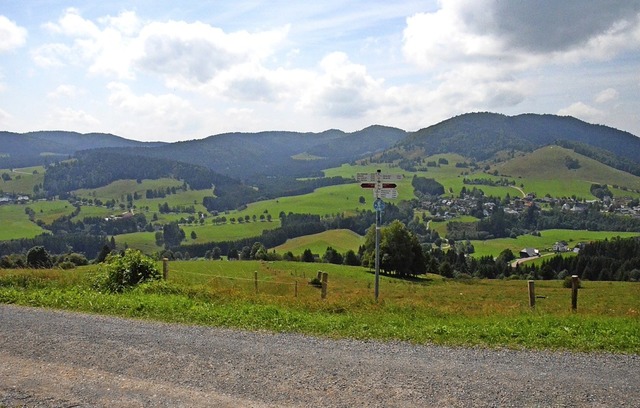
1, 0, 639, 141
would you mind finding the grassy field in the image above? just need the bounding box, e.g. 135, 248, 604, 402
273, 229, 364, 255
28, 200, 77, 225
0, 261, 638, 353
471, 229, 640, 258
0, 166, 45, 195
492, 146, 640, 199
0, 205, 48, 240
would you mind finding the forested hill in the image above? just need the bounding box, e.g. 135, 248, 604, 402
97, 125, 407, 180
0, 130, 162, 168
43, 151, 239, 196
400, 113, 640, 163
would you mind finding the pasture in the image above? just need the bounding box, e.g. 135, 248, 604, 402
470, 229, 640, 258
0, 205, 47, 240
0, 166, 45, 196
273, 229, 364, 255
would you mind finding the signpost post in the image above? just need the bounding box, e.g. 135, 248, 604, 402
358, 169, 402, 302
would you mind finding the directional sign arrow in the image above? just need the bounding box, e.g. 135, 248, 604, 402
382, 183, 397, 189
360, 182, 376, 188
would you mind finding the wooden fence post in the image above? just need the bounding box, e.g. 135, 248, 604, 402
254, 271, 258, 294
317, 271, 322, 281
571, 275, 579, 311
528, 280, 535, 308
321, 272, 328, 299
162, 258, 169, 280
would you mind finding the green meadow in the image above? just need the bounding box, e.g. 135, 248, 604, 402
470, 229, 640, 258
0, 205, 47, 240
0, 166, 45, 195
273, 229, 364, 255
1, 261, 638, 353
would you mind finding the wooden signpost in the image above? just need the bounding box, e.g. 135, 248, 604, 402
358, 169, 402, 302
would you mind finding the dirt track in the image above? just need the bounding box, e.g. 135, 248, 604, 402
1, 304, 638, 407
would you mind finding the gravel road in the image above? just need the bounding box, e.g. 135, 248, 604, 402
1, 304, 638, 407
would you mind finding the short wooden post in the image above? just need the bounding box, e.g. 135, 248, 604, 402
162, 258, 169, 280
321, 272, 328, 299
294, 280, 298, 298
317, 270, 322, 281
528, 280, 535, 308
571, 275, 579, 311
254, 271, 258, 294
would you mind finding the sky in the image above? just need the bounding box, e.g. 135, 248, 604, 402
1, 0, 639, 142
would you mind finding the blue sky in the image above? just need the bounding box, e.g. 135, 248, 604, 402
1, 0, 639, 141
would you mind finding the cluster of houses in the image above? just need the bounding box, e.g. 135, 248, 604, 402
0, 195, 30, 205
424, 191, 640, 221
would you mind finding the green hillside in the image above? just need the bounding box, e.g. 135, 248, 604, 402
491, 146, 640, 198
273, 229, 364, 255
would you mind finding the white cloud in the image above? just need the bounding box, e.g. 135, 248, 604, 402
47, 84, 83, 99
106, 82, 201, 139
46, 107, 100, 130
402, 0, 640, 115
134, 20, 289, 88
595, 88, 619, 104
34, 8, 140, 78
557, 102, 604, 123
298, 52, 385, 118
0, 15, 27, 52
0, 107, 11, 123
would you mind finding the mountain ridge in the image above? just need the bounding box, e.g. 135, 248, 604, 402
2, 113, 639, 180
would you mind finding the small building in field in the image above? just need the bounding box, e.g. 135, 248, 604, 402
519, 247, 540, 258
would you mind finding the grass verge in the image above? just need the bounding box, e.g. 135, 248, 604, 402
1, 262, 638, 353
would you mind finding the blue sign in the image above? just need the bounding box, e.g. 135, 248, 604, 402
373, 198, 385, 211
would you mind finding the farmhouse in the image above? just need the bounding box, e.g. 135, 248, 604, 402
519, 248, 540, 258
553, 241, 570, 252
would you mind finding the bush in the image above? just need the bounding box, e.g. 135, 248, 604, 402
26, 246, 52, 269
96, 249, 161, 293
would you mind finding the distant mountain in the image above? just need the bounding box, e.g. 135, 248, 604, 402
0, 131, 163, 168
400, 113, 640, 164
5, 113, 639, 181
101, 125, 407, 179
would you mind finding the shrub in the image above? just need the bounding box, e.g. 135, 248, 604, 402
26, 246, 52, 269
96, 249, 161, 293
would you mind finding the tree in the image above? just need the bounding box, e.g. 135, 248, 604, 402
362, 220, 426, 277
322, 247, 343, 264
191, 230, 197, 240
301, 249, 315, 263
227, 248, 239, 260
26, 246, 52, 268
343, 249, 360, 266
212, 246, 222, 260
162, 222, 185, 247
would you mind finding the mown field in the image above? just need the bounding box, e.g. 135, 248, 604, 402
470, 229, 640, 258
0, 205, 48, 240
0, 260, 638, 353
0, 166, 45, 195
273, 229, 364, 255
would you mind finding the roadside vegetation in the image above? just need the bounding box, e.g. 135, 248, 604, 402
1, 258, 637, 353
